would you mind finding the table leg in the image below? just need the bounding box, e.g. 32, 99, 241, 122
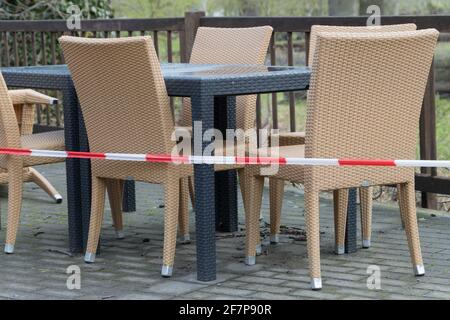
122, 180, 136, 212
192, 94, 216, 282
78, 108, 92, 251
345, 188, 358, 254
214, 96, 238, 232
62, 87, 83, 253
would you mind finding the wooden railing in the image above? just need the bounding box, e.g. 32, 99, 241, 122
0, 17, 186, 128
0, 12, 449, 207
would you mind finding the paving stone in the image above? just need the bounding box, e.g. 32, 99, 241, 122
199, 286, 255, 297
233, 276, 286, 285
142, 280, 207, 296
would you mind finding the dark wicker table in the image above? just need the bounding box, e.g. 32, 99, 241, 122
2, 63, 357, 282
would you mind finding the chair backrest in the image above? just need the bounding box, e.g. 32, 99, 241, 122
180, 26, 273, 130
59, 36, 175, 155
0, 74, 21, 150
190, 26, 273, 65
305, 29, 438, 164
308, 24, 417, 66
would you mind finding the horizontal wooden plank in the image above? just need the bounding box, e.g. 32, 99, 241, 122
415, 174, 450, 195
0, 18, 185, 32
201, 15, 450, 32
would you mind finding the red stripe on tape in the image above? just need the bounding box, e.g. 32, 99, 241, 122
146, 154, 190, 163
0, 148, 32, 156
338, 159, 396, 167
67, 151, 106, 159
236, 157, 287, 164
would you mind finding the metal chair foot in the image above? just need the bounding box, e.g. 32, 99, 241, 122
180, 234, 191, 244
54, 194, 63, 204
84, 252, 96, 263
4, 244, 14, 254
115, 230, 125, 239
335, 245, 345, 255
270, 234, 279, 244
255, 244, 262, 256
245, 256, 256, 266
161, 265, 173, 278
310, 277, 322, 290
362, 239, 371, 249
414, 265, 425, 277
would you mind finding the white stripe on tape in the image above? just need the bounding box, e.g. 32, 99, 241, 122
30, 150, 68, 158
105, 153, 147, 161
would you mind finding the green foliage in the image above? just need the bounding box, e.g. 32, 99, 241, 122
112, 0, 450, 18
0, 0, 114, 20
112, 0, 199, 18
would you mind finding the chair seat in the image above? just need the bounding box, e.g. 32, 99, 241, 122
175, 126, 192, 135
271, 132, 306, 146
21, 131, 65, 166
250, 144, 305, 158
250, 145, 306, 181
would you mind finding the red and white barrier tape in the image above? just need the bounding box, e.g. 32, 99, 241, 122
0, 147, 449, 168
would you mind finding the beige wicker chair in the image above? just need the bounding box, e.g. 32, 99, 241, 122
59, 35, 243, 277
176, 26, 273, 241
5, 89, 63, 203
0, 82, 65, 254
243, 29, 439, 290
268, 24, 418, 251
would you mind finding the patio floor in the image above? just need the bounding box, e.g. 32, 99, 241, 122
0, 163, 450, 300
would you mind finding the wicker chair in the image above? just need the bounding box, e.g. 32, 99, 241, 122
59, 36, 243, 277
176, 26, 273, 242
5, 89, 63, 203
268, 24, 418, 251
243, 29, 439, 289
0, 82, 65, 254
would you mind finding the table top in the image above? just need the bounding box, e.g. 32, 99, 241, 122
2, 63, 310, 96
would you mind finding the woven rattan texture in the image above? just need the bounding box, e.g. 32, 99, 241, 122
180, 26, 273, 131
249, 29, 439, 284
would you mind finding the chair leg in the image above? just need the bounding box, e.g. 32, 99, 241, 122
178, 177, 190, 243
397, 184, 406, 229
161, 177, 180, 277
106, 179, 124, 239
84, 177, 106, 263
243, 170, 264, 266
239, 170, 262, 255
333, 189, 348, 255
398, 182, 425, 276
360, 187, 373, 248
188, 176, 195, 210
5, 160, 24, 254
304, 189, 322, 290
269, 178, 284, 244
29, 168, 63, 203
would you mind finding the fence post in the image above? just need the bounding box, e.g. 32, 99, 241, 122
183, 11, 205, 63
419, 61, 438, 209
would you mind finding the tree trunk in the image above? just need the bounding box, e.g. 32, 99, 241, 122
328, 0, 359, 16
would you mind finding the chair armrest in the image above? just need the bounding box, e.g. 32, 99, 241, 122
9, 89, 58, 106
